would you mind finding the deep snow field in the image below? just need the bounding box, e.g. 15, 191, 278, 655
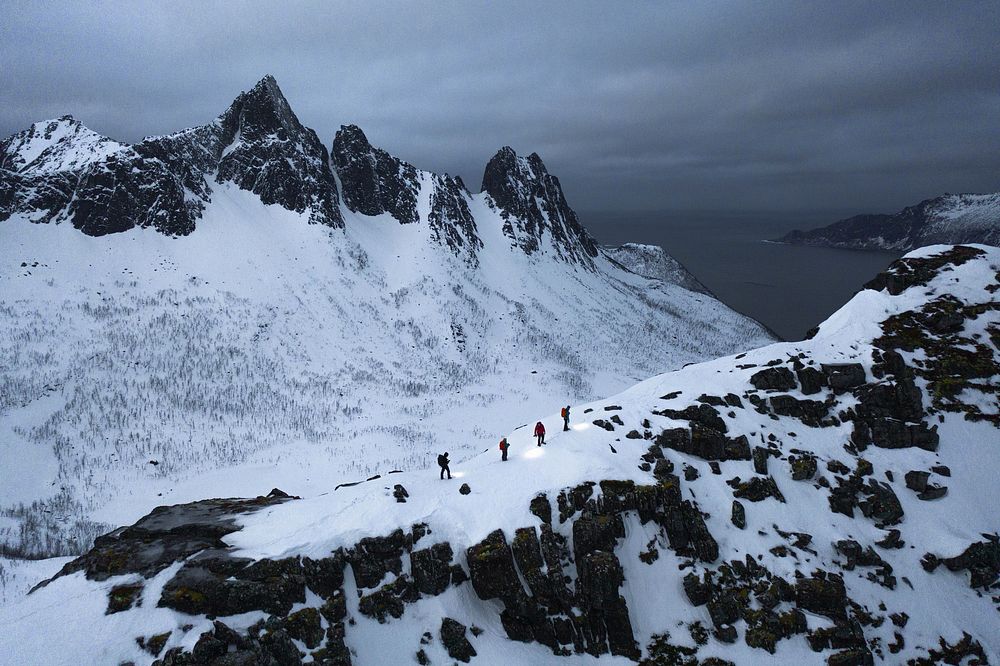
0, 184, 773, 578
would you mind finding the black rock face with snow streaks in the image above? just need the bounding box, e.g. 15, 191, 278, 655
482, 147, 599, 265
0, 75, 347, 237
331, 124, 420, 223
214, 75, 343, 229
332, 124, 482, 260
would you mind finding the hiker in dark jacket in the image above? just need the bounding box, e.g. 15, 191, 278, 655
438, 452, 451, 479
534, 421, 546, 446
561, 405, 571, 431
499, 437, 510, 461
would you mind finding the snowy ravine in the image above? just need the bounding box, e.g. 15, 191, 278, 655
778, 193, 1000, 251
1, 244, 997, 665
0, 76, 774, 563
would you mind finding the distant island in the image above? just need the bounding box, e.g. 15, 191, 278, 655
777, 192, 1000, 251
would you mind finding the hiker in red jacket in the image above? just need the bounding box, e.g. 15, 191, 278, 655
534, 421, 546, 446
499, 437, 510, 461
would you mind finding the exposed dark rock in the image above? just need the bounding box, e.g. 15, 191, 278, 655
938, 535, 1000, 589
795, 572, 847, 619
284, 606, 324, 649
749, 367, 796, 391
459, 483, 472, 495
731, 501, 746, 530
302, 553, 345, 598
482, 147, 598, 264
769, 394, 831, 426
347, 530, 406, 590
136, 631, 170, 657
917, 485, 947, 500
466, 530, 526, 606
358, 574, 418, 622
796, 366, 826, 395
440, 617, 477, 662
107, 583, 143, 614
822, 364, 867, 392
158, 554, 306, 617
789, 454, 817, 481
410, 542, 455, 596
731, 477, 785, 503
529, 494, 552, 524
393, 484, 409, 503
752, 446, 770, 475
40, 493, 296, 586
863, 245, 987, 295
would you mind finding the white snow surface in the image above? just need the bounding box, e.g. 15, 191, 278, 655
0, 184, 773, 562
1, 244, 998, 664
1, 117, 126, 175
604, 243, 711, 295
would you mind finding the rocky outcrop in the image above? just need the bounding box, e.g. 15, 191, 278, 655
481, 147, 598, 265
214, 75, 342, 229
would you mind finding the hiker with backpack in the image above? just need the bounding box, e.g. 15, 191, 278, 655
561, 405, 571, 431
438, 452, 451, 479
499, 437, 510, 461
534, 421, 546, 446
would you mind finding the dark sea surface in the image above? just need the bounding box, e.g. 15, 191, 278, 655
582, 210, 899, 342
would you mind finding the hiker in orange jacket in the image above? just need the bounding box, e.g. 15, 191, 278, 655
561, 405, 571, 431
534, 421, 546, 446
499, 437, 510, 461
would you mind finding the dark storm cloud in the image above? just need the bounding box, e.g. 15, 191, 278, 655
2, 0, 998, 214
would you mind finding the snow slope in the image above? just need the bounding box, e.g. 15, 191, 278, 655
0, 183, 773, 561
1, 244, 996, 665
605, 243, 711, 294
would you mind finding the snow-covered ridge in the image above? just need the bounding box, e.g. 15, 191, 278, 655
2, 244, 996, 665
0, 115, 126, 175
777, 192, 1000, 251
605, 243, 711, 294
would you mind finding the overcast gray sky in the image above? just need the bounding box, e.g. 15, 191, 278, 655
2, 1, 998, 214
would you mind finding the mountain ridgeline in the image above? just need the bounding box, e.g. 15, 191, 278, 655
0, 75, 598, 266
778, 192, 1000, 251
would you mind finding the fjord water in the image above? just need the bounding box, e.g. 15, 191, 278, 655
584, 210, 900, 341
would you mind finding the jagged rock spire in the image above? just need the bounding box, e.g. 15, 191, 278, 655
215, 76, 343, 229
482, 146, 598, 265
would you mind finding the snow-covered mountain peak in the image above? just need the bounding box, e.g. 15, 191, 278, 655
213, 76, 343, 229
0, 115, 124, 175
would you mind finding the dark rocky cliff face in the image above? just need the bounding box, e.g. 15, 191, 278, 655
213, 75, 343, 229
482, 147, 599, 265
332, 123, 482, 260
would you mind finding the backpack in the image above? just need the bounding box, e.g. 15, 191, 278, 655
499, 439, 507, 450
437, 454, 447, 467
561, 407, 567, 418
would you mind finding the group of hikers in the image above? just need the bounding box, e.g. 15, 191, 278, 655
438, 405, 571, 479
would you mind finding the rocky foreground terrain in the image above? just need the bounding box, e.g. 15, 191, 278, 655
1, 244, 997, 665
778, 193, 1000, 251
